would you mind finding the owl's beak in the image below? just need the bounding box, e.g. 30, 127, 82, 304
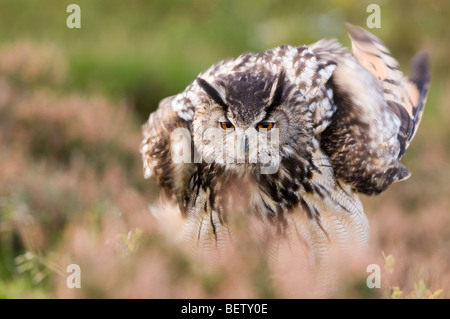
242, 134, 249, 155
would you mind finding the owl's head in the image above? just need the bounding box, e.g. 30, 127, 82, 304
186, 46, 336, 176
193, 70, 286, 175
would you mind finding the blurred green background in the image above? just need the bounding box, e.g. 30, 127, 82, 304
0, 0, 449, 298
1, 0, 448, 119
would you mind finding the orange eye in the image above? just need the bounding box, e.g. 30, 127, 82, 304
220, 122, 235, 130
257, 122, 274, 131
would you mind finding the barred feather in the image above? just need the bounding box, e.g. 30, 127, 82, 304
313, 24, 430, 194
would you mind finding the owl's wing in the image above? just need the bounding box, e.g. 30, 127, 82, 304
311, 24, 430, 195
140, 95, 196, 208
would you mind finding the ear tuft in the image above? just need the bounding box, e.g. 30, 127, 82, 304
196, 77, 228, 110
310, 60, 336, 96
319, 61, 337, 85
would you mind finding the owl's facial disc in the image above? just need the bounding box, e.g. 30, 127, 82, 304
195, 71, 287, 174
197, 70, 285, 127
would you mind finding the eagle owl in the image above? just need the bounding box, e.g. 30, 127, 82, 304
141, 25, 430, 272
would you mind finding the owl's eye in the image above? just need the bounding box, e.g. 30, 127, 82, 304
256, 122, 274, 131
220, 122, 235, 130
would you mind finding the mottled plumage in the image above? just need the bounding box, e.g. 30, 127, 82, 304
140, 25, 430, 271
